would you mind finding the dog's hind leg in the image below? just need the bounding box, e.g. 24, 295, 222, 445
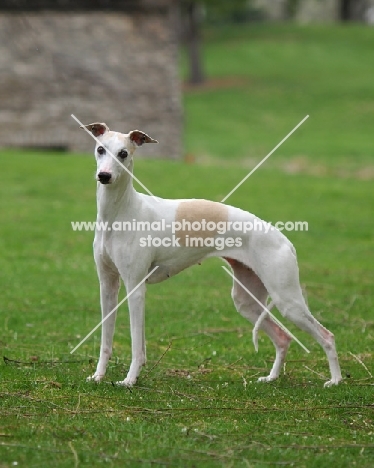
259, 245, 342, 387
227, 258, 292, 382
252, 300, 274, 352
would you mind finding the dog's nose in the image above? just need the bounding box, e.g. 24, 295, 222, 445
98, 172, 112, 184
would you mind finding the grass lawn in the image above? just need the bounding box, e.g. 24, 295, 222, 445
1, 24, 374, 468
1, 151, 373, 467
182, 24, 374, 170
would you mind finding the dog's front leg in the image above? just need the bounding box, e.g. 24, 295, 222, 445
88, 266, 120, 383
117, 282, 146, 387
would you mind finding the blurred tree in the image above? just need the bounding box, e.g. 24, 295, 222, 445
180, 0, 250, 85
286, 0, 300, 19
340, 0, 367, 21
182, 1, 204, 85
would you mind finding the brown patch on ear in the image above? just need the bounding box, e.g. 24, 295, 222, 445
129, 130, 158, 146
175, 200, 228, 246
80, 122, 109, 137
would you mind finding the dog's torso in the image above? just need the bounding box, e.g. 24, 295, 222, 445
94, 190, 294, 285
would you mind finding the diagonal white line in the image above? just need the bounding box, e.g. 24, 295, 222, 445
70, 266, 159, 354
221, 115, 309, 203
222, 266, 310, 353
71, 114, 159, 200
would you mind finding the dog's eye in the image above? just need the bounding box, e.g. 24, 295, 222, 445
97, 146, 105, 155
118, 149, 128, 159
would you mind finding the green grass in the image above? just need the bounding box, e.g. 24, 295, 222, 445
1, 150, 373, 467
1, 24, 374, 467
182, 24, 374, 166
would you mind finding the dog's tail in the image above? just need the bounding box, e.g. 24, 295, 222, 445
252, 300, 274, 352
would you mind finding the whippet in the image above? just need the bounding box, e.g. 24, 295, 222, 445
81, 122, 342, 388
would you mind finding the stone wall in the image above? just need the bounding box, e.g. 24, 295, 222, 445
0, 6, 182, 158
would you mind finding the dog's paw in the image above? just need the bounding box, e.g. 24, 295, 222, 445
257, 375, 277, 383
116, 376, 137, 388
87, 374, 105, 383
323, 377, 342, 388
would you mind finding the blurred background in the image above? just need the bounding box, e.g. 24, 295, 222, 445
0, 0, 373, 167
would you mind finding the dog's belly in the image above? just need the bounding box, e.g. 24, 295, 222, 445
145, 249, 209, 284
145, 264, 173, 284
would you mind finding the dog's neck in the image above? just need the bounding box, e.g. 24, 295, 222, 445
96, 162, 137, 223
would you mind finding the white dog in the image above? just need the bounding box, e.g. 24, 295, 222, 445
81, 122, 342, 388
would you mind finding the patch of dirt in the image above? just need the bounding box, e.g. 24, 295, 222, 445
191, 154, 374, 180
281, 156, 374, 180
166, 368, 212, 378
183, 76, 251, 93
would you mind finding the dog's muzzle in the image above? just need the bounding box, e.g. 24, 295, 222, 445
98, 172, 112, 184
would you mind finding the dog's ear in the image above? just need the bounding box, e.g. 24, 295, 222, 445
80, 122, 109, 137
129, 130, 158, 146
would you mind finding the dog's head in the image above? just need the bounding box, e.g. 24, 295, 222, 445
81, 122, 158, 185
